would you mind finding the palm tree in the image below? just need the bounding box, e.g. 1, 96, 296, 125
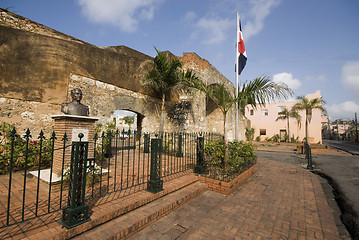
123, 116, 134, 130
204, 76, 292, 141
237, 76, 293, 116
206, 83, 235, 141
292, 96, 326, 145
143, 47, 200, 133
276, 107, 301, 142
236, 76, 293, 142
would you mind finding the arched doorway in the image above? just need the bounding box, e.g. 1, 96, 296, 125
113, 109, 145, 140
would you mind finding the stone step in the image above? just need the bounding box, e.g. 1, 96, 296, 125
71, 180, 207, 240
21, 172, 205, 239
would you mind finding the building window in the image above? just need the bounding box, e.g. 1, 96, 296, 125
250, 109, 254, 115
260, 129, 266, 135
261, 109, 268, 116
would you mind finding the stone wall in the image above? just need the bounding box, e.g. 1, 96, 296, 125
0, 8, 249, 140
0, 8, 87, 44
67, 73, 176, 133
179, 52, 250, 140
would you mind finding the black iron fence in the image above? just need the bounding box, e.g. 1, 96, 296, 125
0, 126, 222, 229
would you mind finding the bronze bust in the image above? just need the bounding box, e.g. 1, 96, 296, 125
61, 88, 89, 116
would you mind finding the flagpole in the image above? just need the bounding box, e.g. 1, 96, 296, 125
235, 13, 239, 141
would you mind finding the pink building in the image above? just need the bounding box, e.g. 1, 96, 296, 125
245, 90, 325, 144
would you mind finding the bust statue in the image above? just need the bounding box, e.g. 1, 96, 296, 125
61, 88, 89, 116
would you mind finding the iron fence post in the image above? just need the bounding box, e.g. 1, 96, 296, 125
22, 129, 31, 221
194, 134, 205, 174
176, 132, 183, 157
107, 130, 113, 157
6, 128, 16, 225
147, 135, 163, 193
144, 133, 150, 153
61, 133, 90, 229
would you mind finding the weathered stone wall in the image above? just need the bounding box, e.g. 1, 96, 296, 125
67, 73, 178, 133
0, 8, 249, 140
0, 8, 87, 44
179, 53, 250, 140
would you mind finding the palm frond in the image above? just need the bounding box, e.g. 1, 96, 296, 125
289, 109, 302, 128
237, 75, 293, 114
143, 47, 186, 98
293, 96, 326, 123
207, 83, 235, 115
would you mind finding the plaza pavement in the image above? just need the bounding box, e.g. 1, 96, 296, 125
1, 144, 345, 239
127, 158, 341, 240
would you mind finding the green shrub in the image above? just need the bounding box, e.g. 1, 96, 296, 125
226, 141, 256, 174
203, 140, 256, 181
284, 133, 289, 142
203, 140, 226, 168
255, 136, 261, 142
290, 136, 296, 143
95, 121, 117, 160
0, 123, 52, 175
272, 134, 280, 142
245, 128, 255, 142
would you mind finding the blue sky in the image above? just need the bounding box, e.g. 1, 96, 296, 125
2, 0, 359, 121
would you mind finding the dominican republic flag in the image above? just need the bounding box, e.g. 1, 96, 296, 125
237, 14, 247, 75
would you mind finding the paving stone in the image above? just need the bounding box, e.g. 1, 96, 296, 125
128, 159, 341, 239
1, 158, 342, 239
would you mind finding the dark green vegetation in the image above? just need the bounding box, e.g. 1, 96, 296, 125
203, 140, 256, 181
0, 123, 52, 174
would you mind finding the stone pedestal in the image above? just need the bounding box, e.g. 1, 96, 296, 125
51, 115, 98, 176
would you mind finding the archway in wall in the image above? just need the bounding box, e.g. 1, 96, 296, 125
113, 109, 145, 140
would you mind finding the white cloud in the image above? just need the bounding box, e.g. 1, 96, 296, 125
188, 0, 281, 45
341, 61, 359, 99
273, 72, 301, 90
244, 0, 281, 40
327, 101, 359, 120
193, 17, 232, 45
77, 0, 162, 32
184, 11, 196, 23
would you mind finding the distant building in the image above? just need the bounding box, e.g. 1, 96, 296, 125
245, 90, 325, 143
346, 125, 359, 142
323, 119, 356, 141
114, 115, 137, 131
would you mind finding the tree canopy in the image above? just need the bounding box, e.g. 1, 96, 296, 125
143, 47, 201, 133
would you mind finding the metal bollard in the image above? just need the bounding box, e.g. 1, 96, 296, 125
61, 133, 90, 229
147, 135, 163, 193
194, 135, 205, 174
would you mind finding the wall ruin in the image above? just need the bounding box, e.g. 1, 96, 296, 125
0, 8, 249, 140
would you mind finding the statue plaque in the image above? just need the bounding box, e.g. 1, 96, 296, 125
71, 129, 89, 142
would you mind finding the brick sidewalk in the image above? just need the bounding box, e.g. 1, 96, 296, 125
130, 159, 340, 240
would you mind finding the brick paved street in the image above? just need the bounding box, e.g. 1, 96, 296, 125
0, 151, 344, 239
130, 159, 340, 240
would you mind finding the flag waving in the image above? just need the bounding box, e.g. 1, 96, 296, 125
237, 14, 247, 75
